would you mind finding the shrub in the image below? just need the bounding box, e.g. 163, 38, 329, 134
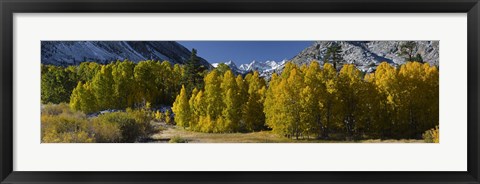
41, 108, 95, 143
41, 104, 154, 143
165, 110, 173, 125
43, 130, 95, 143
93, 110, 153, 143
423, 126, 439, 143
127, 109, 155, 135
169, 136, 188, 143
92, 119, 122, 143
154, 110, 163, 121
42, 103, 72, 116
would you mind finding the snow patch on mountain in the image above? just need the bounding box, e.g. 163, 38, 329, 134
212, 59, 288, 77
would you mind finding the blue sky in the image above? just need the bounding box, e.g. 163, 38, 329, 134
178, 41, 313, 65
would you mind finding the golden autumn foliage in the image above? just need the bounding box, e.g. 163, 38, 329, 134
42, 103, 154, 143
423, 126, 439, 143
171, 60, 438, 140
45, 59, 438, 141
263, 61, 439, 140
172, 85, 191, 128
42, 103, 95, 143
66, 60, 187, 113
173, 69, 267, 133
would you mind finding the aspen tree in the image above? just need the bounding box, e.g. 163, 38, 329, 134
172, 85, 191, 128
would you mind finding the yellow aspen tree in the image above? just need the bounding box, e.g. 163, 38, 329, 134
198, 115, 213, 133
159, 61, 174, 105
269, 79, 292, 137
203, 70, 224, 131
423, 64, 439, 132
287, 67, 305, 139
302, 61, 322, 137
236, 75, 248, 130
356, 73, 381, 138
264, 73, 281, 134
134, 60, 160, 107
82, 82, 97, 113
91, 64, 116, 110
193, 90, 207, 132
220, 70, 241, 132
318, 63, 337, 139
77, 62, 101, 82
172, 85, 191, 128
370, 62, 399, 138
244, 71, 267, 131
70, 81, 97, 113
188, 88, 199, 130
69, 81, 84, 112
397, 62, 425, 138
172, 64, 184, 100
112, 60, 136, 109
300, 85, 316, 138
337, 64, 363, 139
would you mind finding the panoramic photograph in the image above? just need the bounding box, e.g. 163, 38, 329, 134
41, 41, 439, 143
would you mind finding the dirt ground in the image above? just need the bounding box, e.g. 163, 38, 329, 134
145, 121, 425, 143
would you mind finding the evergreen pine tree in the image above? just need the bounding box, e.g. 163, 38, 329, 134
324, 42, 343, 70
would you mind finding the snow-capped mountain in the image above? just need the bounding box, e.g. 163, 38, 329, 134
212, 60, 287, 77
289, 41, 439, 73
212, 60, 237, 69
238, 60, 286, 72
213, 41, 438, 78
41, 41, 211, 68
211, 61, 245, 74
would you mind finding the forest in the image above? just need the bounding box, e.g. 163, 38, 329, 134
41, 48, 439, 143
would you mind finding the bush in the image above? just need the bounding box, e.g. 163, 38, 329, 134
93, 110, 153, 143
41, 104, 154, 143
127, 109, 155, 135
43, 130, 95, 143
423, 126, 439, 143
41, 107, 95, 143
169, 136, 188, 143
92, 119, 122, 143
42, 103, 72, 116
165, 110, 173, 125
154, 110, 163, 121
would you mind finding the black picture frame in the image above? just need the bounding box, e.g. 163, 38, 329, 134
1, 0, 479, 183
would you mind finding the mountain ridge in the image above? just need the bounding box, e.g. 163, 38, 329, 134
41, 41, 211, 68
289, 41, 439, 72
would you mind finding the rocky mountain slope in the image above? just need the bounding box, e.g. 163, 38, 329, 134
41, 41, 211, 67
290, 41, 439, 72
238, 60, 286, 73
